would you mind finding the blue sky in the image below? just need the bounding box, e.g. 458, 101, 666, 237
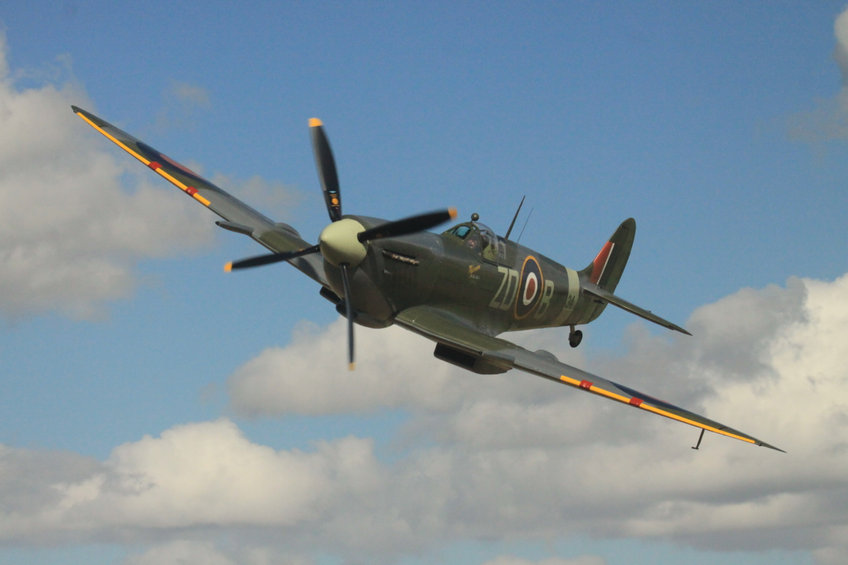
1, 2, 847, 564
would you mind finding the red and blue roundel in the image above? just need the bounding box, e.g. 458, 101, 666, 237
515, 255, 544, 319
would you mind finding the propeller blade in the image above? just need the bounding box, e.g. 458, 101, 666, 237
309, 118, 342, 222
339, 263, 355, 371
358, 208, 457, 242
224, 244, 320, 272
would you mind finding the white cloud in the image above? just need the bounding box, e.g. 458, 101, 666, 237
0, 36, 305, 320
0, 34, 215, 319
833, 8, 848, 84
227, 315, 587, 419
228, 319, 483, 416
789, 7, 848, 142
0, 420, 383, 546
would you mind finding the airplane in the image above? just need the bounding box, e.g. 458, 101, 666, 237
71, 106, 782, 452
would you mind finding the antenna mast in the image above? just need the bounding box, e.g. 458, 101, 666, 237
504, 195, 526, 241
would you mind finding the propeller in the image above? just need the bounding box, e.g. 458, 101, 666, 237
225, 244, 320, 272
357, 209, 457, 242
339, 263, 355, 369
310, 118, 342, 222
226, 118, 456, 370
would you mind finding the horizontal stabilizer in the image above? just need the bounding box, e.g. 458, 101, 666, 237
582, 283, 691, 336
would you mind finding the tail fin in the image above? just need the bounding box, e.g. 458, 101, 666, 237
580, 218, 635, 293
579, 218, 691, 335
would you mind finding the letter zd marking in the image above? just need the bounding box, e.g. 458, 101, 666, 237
489, 266, 519, 310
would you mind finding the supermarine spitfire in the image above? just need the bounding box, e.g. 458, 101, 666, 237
72, 106, 781, 451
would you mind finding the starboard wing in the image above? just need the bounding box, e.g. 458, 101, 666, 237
395, 305, 782, 451
72, 106, 326, 284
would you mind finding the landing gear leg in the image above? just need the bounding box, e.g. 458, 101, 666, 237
568, 326, 583, 348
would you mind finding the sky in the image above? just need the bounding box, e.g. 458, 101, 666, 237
1, 2, 848, 564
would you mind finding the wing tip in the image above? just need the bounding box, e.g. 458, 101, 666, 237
759, 441, 786, 453
309, 117, 323, 128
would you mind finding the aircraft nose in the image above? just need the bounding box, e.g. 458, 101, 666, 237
318, 218, 367, 267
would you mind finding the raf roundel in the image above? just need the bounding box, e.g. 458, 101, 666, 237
515, 255, 544, 319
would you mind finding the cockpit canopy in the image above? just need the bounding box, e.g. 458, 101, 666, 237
444, 221, 501, 262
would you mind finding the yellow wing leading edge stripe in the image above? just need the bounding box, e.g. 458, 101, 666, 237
558, 373, 758, 446
73, 108, 211, 207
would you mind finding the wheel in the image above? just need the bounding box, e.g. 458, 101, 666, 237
569, 329, 583, 348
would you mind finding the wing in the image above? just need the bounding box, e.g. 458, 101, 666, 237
395, 305, 783, 451
72, 106, 326, 285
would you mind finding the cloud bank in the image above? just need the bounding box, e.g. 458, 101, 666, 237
0, 35, 214, 319
2, 272, 847, 563
789, 7, 848, 142
0, 37, 301, 320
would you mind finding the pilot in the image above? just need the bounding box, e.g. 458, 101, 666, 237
470, 214, 499, 262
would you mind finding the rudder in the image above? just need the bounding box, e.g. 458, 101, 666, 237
580, 218, 635, 293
